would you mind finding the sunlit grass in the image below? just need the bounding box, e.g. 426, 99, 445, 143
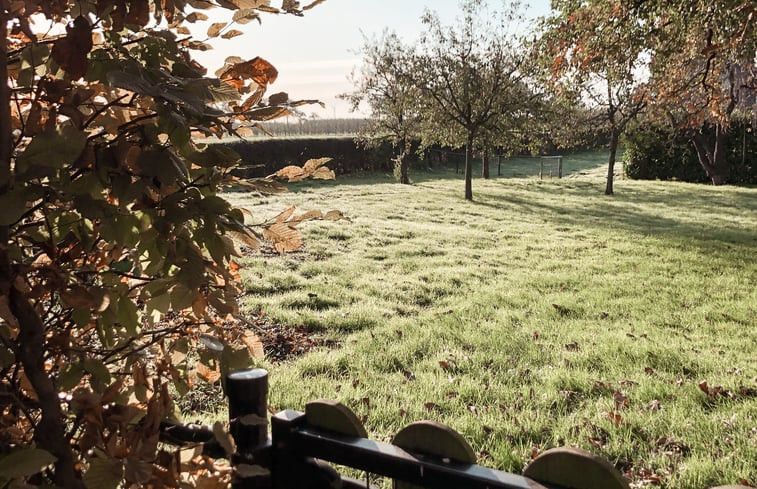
221, 153, 757, 489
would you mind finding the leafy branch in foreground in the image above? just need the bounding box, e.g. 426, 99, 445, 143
0, 0, 336, 487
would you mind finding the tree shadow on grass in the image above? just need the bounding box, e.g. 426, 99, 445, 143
473, 180, 757, 255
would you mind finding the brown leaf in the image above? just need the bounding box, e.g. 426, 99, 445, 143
186, 40, 213, 51
238, 86, 266, 112
245, 106, 291, 121
274, 165, 307, 182
439, 360, 450, 370
263, 222, 302, 253
228, 229, 261, 250
219, 56, 278, 88
268, 91, 289, 105
606, 411, 623, 425
241, 331, 265, 359
310, 166, 336, 180
291, 210, 323, 224
274, 205, 296, 224
51, 16, 93, 79
60, 285, 99, 308
125, 0, 150, 26
185, 12, 209, 22
423, 402, 440, 411
302, 157, 331, 173
221, 29, 244, 39
323, 210, 346, 221
196, 362, 221, 383
235, 178, 288, 194
207, 22, 227, 38
613, 390, 629, 410
212, 421, 236, 458
302, 0, 326, 10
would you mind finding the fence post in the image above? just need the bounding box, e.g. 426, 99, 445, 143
498, 155, 502, 176
227, 368, 272, 488
540, 160, 544, 180
558, 157, 563, 178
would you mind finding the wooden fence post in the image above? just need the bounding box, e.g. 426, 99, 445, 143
557, 157, 563, 178
227, 368, 272, 488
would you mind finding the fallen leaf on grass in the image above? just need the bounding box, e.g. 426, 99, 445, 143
613, 391, 629, 410
564, 342, 580, 351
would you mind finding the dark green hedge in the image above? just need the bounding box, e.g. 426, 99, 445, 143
624, 120, 756, 184
223, 137, 398, 178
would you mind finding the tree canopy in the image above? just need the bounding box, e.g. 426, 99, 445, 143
537, 0, 756, 187
411, 0, 533, 200
341, 31, 420, 184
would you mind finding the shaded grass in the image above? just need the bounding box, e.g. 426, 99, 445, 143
224, 154, 756, 488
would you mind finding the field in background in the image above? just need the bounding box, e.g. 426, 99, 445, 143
219, 159, 756, 489
430, 150, 617, 179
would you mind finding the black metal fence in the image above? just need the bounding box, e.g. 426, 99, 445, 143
160, 368, 634, 489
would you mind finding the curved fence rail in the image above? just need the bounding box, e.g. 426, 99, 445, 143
159, 369, 746, 489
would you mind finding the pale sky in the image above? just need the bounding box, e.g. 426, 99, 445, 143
190, 1, 552, 118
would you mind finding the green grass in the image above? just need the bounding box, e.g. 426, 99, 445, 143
221, 153, 757, 489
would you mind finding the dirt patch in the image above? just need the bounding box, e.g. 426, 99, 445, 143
256, 319, 338, 362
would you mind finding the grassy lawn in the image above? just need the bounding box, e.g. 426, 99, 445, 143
221, 153, 756, 488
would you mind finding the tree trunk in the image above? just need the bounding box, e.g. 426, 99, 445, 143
394, 138, 410, 184
482, 149, 490, 179
691, 125, 730, 185
464, 133, 474, 200
10, 287, 84, 488
605, 130, 619, 195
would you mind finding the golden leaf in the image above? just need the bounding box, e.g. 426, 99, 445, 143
323, 210, 346, 221
302, 0, 326, 10
212, 421, 236, 458
311, 167, 336, 180
228, 229, 261, 250
185, 12, 209, 22
241, 331, 265, 359
273, 165, 306, 182
207, 22, 227, 38
291, 209, 323, 224
302, 157, 331, 173
274, 205, 296, 223
221, 29, 244, 39
197, 362, 222, 383
263, 222, 302, 253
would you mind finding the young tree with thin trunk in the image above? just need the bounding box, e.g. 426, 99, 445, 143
341, 32, 421, 184
537, 1, 647, 195
412, 0, 530, 201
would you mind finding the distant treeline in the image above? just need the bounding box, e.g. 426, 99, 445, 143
251, 118, 369, 137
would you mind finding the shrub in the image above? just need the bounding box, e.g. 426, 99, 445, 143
624, 119, 756, 184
